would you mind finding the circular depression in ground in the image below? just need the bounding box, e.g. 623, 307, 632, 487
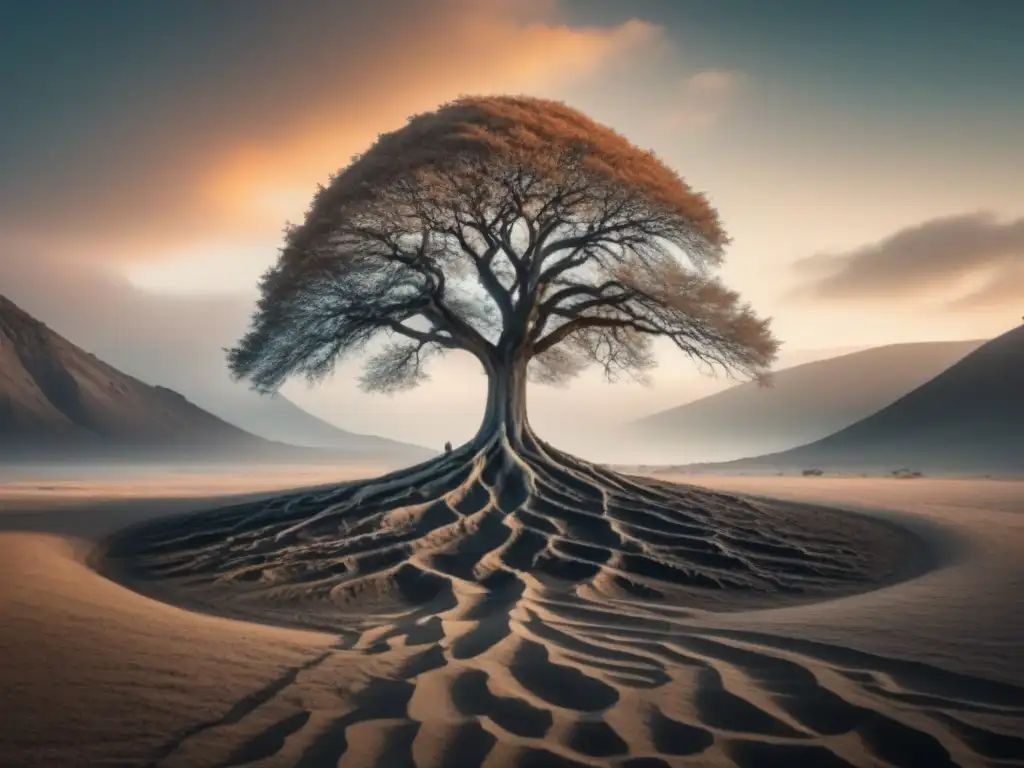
98, 444, 925, 634
87, 465, 1024, 768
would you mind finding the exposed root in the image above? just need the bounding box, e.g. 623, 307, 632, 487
97, 434, 1018, 768
104, 429, 913, 631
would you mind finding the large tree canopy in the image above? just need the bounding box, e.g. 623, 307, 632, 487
228, 95, 777, 444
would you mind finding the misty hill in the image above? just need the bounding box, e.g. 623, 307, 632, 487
0, 295, 430, 465
684, 325, 1024, 476
625, 339, 982, 463
192, 389, 431, 460
0, 294, 255, 452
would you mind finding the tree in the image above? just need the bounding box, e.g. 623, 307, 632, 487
112, 97, 796, 615
228, 95, 777, 452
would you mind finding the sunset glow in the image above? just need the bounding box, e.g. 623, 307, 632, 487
2, 0, 1021, 448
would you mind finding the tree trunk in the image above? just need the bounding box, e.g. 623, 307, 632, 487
474, 349, 530, 449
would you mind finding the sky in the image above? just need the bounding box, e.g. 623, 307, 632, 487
1, 0, 1022, 449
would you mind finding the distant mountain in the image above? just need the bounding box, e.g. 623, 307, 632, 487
625, 340, 983, 463
193, 390, 434, 462
683, 325, 1024, 476
0, 294, 429, 465
0, 294, 255, 455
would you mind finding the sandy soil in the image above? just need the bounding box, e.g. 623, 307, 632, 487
1, 472, 1022, 767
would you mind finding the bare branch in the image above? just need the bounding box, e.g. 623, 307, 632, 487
359, 339, 441, 393
528, 344, 589, 386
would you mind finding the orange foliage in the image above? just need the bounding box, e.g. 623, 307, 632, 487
289, 95, 726, 255
230, 96, 777, 397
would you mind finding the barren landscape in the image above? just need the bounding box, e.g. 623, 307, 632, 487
3, 3, 1021, 766
3, 470, 1022, 767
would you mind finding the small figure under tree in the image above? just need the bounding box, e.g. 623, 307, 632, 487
116, 97, 804, 610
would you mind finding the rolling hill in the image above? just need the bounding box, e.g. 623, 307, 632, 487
0, 294, 259, 455
192, 389, 430, 459
0, 294, 430, 465
625, 339, 983, 463
684, 325, 1024, 476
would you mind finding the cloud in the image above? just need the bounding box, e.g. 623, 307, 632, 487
685, 69, 745, 95
0, 0, 658, 268
660, 69, 748, 131
947, 261, 1024, 310
791, 212, 1024, 310
199, 16, 656, 234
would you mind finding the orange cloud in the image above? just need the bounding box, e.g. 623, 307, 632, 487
656, 69, 749, 132
685, 70, 745, 95
0, 1, 660, 271
202, 15, 658, 233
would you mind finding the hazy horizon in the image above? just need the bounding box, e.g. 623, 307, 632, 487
0, 286, 988, 464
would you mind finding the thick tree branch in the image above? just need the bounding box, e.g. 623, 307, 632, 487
534, 316, 648, 355
447, 219, 515, 324
383, 319, 457, 348
529, 280, 630, 342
